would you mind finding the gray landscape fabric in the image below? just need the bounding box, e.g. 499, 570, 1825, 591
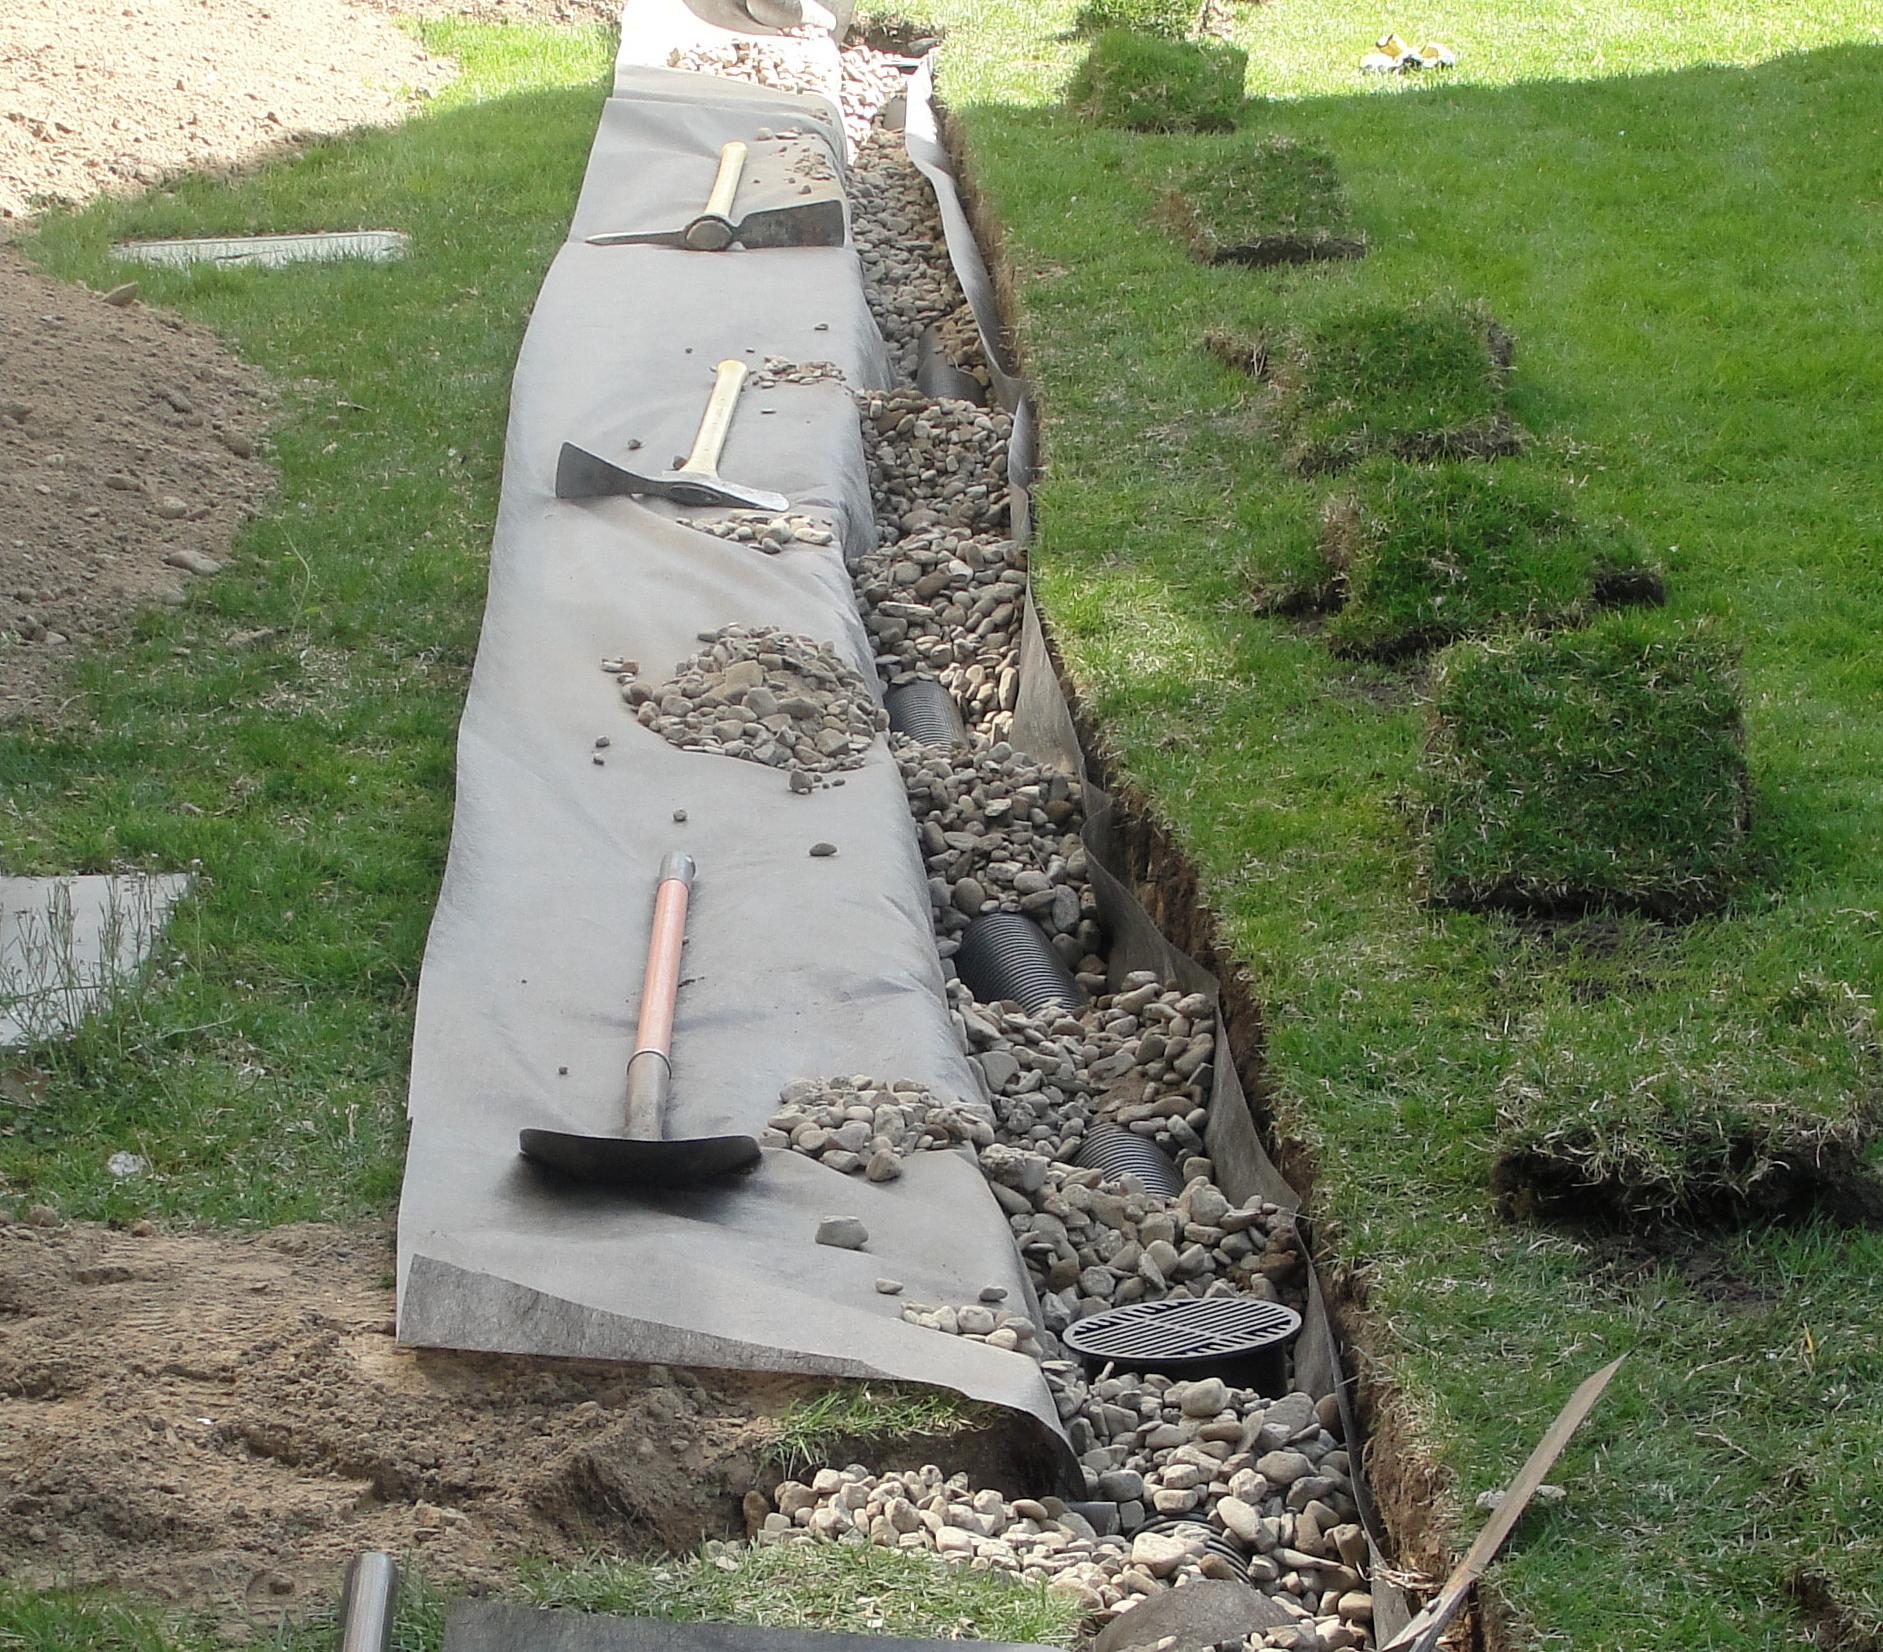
395, 21, 1074, 1475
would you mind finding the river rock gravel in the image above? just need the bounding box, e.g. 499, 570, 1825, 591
764, 1074, 992, 1176
901, 735, 1092, 947
859, 529, 1027, 735
621, 623, 886, 774
863, 389, 1012, 541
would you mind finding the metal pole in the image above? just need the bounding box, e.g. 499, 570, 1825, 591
337, 1551, 400, 1652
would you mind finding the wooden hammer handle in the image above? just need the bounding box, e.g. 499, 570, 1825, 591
681, 359, 748, 477
701, 140, 747, 222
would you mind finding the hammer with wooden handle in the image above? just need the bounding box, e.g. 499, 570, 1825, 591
555, 358, 790, 512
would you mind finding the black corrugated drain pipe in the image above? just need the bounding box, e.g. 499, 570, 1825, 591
1075, 1121, 1184, 1197
885, 677, 968, 747
955, 910, 1086, 1015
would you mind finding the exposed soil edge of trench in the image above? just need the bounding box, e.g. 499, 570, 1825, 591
936, 100, 1483, 1652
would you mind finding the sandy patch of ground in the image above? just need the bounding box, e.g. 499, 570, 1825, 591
0, 0, 459, 222
0, 1217, 802, 1632
0, 247, 274, 720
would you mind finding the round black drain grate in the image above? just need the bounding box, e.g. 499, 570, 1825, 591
1063, 1295, 1302, 1380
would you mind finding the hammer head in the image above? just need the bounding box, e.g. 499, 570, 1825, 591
555, 443, 790, 513
520, 1125, 762, 1187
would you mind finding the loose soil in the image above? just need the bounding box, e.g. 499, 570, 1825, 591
0, 0, 457, 223
0, 1218, 809, 1629
0, 246, 274, 721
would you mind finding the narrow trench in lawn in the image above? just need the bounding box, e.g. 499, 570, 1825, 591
1, 26, 1412, 1651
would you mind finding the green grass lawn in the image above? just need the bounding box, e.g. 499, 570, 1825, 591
897, 0, 1883, 1643
0, 21, 613, 1225
4, 2, 1882, 1647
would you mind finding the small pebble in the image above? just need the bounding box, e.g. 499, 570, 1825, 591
809, 842, 836, 857
814, 1215, 868, 1250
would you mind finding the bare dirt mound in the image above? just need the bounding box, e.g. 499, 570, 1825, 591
0, 0, 456, 222
0, 1218, 805, 1630
0, 247, 274, 719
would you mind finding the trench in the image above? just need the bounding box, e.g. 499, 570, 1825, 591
550, 18, 1420, 1649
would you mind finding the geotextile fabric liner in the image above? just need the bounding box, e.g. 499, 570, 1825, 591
904, 60, 1414, 1637
397, 16, 1076, 1481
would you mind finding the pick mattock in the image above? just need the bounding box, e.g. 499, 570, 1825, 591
556, 357, 789, 512
586, 140, 844, 251
519, 851, 762, 1187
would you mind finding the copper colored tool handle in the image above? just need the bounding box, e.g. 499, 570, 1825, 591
624, 850, 694, 1139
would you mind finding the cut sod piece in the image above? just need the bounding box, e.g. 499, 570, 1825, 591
1493, 977, 1882, 1223
1421, 619, 1749, 917
1067, 31, 1248, 134
1161, 136, 1364, 266
1073, 0, 1199, 40
1317, 460, 1660, 657
1242, 295, 1522, 473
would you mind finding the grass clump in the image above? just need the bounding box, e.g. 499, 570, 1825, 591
1308, 460, 1659, 657
1066, 31, 1247, 133
526, 1543, 1083, 1647
1160, 135, 1363, 265
1421, 618, 1749, 917
770, 1384, 985, 1477
1072, 0, 1197, 40
1247, 295, 1521, 473
1494, 978, 1883, 1222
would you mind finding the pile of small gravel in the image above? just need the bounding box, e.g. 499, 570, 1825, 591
950, 973, 1222, 1162
863, 389, 1012, 541
763, 1074, 991, 1178
682, 511, 837, 553
837, 39, 910, 151
985, 1155, 1304, 1338
749, 356, 848, 390
622, 624, 885, 774
753, 1418, 1372, 1642
665, 37, 834, 100
901, 736, 1092, 948
852, 125, 964, 377
858, 528, 1026, 734
934, 302, 996, 399
896, 1296, 1048, 1359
